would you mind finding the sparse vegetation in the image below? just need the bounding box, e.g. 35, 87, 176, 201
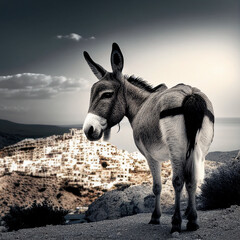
14, 182, 20, 187
200, 160, 240, 210
101, 162, 108, 168
60, 180, 83, 196
2, 201, 68, 231
63, 185, 82, 196
56, 193, 63, 199
38, 187, 46, 192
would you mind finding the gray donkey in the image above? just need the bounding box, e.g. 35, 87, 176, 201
83, 43, 214, 233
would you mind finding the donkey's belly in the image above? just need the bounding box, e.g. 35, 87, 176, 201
135, 137, 170, 162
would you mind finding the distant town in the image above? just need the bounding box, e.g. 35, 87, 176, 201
0, 129, 151, 189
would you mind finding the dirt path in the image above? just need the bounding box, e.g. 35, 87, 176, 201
1, 205, 240, 240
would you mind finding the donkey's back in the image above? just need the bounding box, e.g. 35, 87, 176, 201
133, 83, 214, 166
160, 84, 214, 161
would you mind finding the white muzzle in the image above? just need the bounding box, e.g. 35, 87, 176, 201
83, 113, 107, 141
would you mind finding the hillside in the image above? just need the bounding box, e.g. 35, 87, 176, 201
0, 119, 81, 149
0, 150, 237, 219
0, 172, 104, 217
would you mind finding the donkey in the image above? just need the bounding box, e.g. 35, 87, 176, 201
83, 43, 214, 233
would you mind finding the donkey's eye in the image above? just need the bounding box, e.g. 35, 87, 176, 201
101, 92, 114, 99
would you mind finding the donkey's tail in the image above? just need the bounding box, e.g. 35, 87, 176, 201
183, 94, 206, 182
182, 94, 206, 159
185, 132, 205, 183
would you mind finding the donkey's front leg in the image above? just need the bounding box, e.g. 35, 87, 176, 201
171, 169, 184, 233
147, 158, 162, 225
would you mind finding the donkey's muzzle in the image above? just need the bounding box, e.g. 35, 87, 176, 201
85, 126, 103, 141
88, 126, 94, 138
83, 113, 107, 141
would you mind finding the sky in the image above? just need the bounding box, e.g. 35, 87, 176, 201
0, 0, 239, 125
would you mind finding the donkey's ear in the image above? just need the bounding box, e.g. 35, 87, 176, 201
111, 43, 124, 73
83, 51, 107, 80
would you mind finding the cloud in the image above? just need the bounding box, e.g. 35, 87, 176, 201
57, 33, 82, 41
0, 105, 29, 113
0, 73, 91, 99
56, 33, 96, 41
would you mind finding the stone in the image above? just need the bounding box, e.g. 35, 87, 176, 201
0, 226, 7, 232
85, 185, 155, 222
171, 231, 180, 238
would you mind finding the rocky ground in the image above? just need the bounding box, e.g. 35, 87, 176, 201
1, 205, 240, 240
84, 158, 234, 223
0, 150, 239, 239
0, 150, 237, 218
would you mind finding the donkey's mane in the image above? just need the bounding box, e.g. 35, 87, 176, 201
126, 75, 166, 93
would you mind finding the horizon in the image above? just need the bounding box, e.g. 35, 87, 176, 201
1, 116, 240, 126
0, 117, 239, 153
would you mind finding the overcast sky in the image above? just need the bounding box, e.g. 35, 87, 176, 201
0, 0, 239, 125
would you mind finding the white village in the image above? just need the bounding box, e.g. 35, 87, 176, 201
0, 129, 150, 189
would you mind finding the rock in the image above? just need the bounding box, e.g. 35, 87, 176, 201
85, 185, 155, 222
206, 150, 238, 163
171, 231, 180, 238
0, 226, 7, 232
85, 155, 228, 223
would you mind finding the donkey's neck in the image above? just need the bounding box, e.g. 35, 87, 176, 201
123, 79, 151, 123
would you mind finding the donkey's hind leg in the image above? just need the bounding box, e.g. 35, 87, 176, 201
185, 177, 199, 231
184, 145, 204, 231
147, 157, 162, 225
171, 160, 185, 233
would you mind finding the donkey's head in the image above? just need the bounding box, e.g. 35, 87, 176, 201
83, 43, 126, 141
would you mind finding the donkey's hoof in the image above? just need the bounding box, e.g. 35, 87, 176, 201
186, 221, 199, 231
170, 225, 181, 233
148, 219, 160, 225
